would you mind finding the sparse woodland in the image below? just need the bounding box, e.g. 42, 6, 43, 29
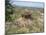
5, 0, 44, 35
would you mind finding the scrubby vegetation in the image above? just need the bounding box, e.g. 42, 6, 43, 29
5, 0, 44, 35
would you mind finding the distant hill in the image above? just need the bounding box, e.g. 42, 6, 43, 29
13, 5, 44, 9
13, 5, 44, 13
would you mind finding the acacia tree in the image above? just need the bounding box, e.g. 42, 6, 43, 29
5, 0, 14, 21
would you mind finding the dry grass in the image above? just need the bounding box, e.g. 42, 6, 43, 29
5, 8, 44, 34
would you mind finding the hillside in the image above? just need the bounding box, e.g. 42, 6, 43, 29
5, 6, 44, 34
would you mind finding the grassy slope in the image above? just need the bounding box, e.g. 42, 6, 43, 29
5, 7, 44, 34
